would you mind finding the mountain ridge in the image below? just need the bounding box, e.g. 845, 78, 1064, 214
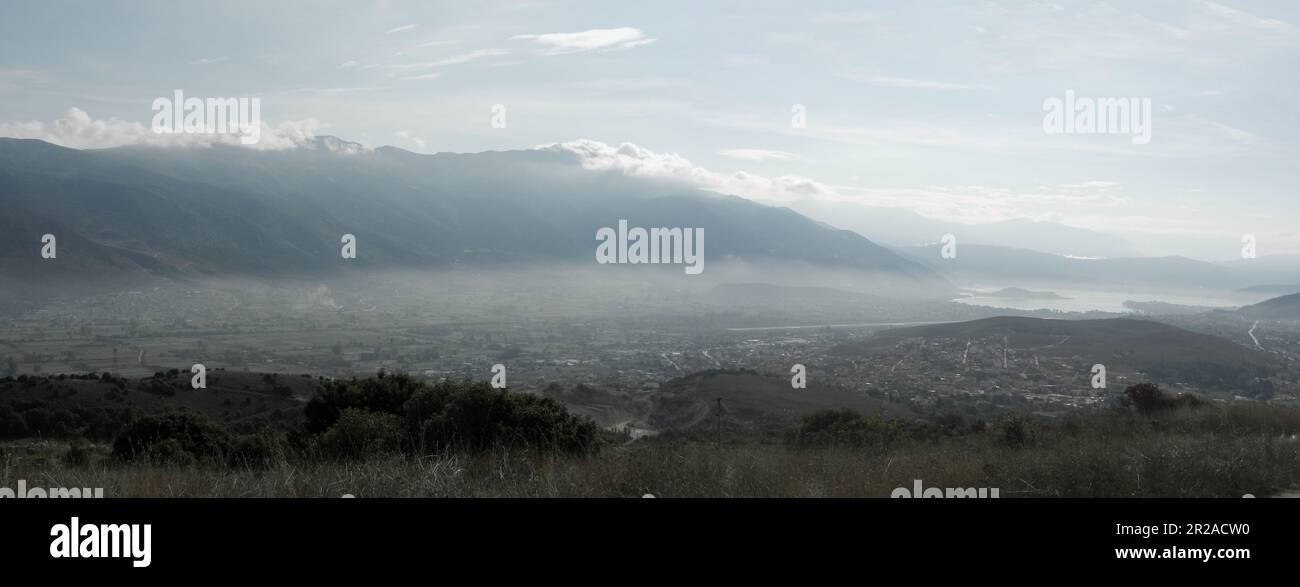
0, 138, 952, 298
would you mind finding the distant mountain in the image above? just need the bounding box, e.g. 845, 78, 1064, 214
1122, 300, 1217, 316
1238, 284, 1300, 295
1239, 292, 1300, 319
0, 138, 950, 297
1220, 256, 1300, 290
833, 316, 1282, 394
893, 243, 1244, 289
779, 200, 1139, 258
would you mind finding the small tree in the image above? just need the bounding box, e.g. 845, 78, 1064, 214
1121, 382, 1204, 414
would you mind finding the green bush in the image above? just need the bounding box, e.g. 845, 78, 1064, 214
144, 438, 197, 466
0, 405, 27, 438
315, 408, 402, 460
228, 429, 291, 468
792, 408, 918, 448
1122, 383, 1205, 415
111, 412, 231, 464
993, 414, 1034, 449
63, 439, 93, 468
304, 371, 423, 434
305, 374, 599, 455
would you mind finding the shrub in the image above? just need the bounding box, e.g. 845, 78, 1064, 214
111, 412, 232, 464
63, 439, 93, 468
315, 408, 402, 460
1122, 383, 1205, 415
228, 429, 291, 468
408, 383, 599, 453
0, 405, 28, 438
305, 375, 600, 454
993, 414, 1033, 449
304, 372, 423, 434
144, 438, 196, 467
791, 408, 916, 448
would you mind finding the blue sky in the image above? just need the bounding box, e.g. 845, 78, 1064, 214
1, 0, 1298, 260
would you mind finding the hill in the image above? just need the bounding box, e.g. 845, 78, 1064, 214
0, 370, 312, 440
645, 370, 915, 437
1239, 292, 1300, 319
541, 369, 916, 441
780, 200, 1139, 258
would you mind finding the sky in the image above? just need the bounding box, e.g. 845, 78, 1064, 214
0, 0, 1297, 261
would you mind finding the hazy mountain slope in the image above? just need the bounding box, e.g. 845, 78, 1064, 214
781, 200, 1139, 258
1220, 256, 1300, 288
1239, 292, 1300, 319
0, 138, 951, 296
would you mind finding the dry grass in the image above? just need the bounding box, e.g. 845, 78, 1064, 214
5, 426, 1298, 498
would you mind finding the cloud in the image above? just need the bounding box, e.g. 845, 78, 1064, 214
538, 140, 1141, 230
337, 60, 359, 69
718, 149, 801, 161
0, 107, 341, 151
189, 57, 227, 66
843, 74, 992, 91
417, 40, 461, 48
386, 24, 418, 34
512, 27, 655, 55
400, 72, 442, 81
540, 140, 832, 202
394, 130, 426, 149
388, 49, 509, 69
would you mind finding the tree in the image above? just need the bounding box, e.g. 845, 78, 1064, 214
1121, 382, 1204, 414
0, 405, 28, 438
